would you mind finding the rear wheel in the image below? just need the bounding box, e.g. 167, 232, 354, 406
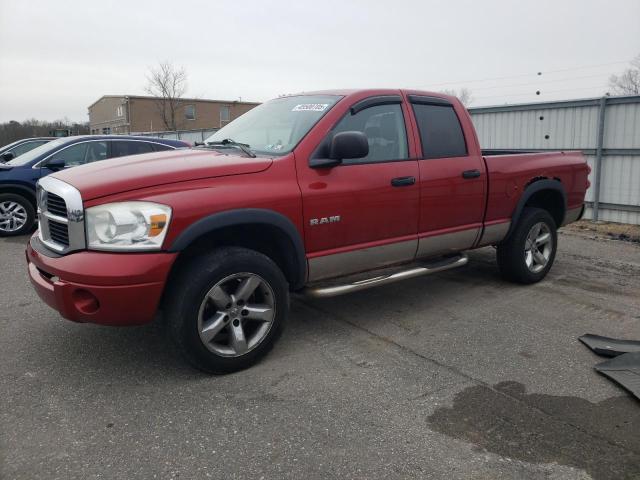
0, 193, 35, 237
497, 207, 557, 284
165, 247, 289, 374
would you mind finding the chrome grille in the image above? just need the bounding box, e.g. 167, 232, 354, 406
48, 220, 69, 246
46, 192, 68, 218
37, 177, 85, 254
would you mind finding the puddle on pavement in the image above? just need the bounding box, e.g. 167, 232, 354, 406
428, 381, 640, 480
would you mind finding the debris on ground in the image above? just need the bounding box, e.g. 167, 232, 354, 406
580, 334, 640, 401
563, 220, 640, 244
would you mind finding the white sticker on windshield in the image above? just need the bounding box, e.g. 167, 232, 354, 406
292, 103, 329, 112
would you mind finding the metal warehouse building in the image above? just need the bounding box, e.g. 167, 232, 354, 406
468, 95, 640, 225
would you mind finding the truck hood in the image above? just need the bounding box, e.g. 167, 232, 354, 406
51, 148, 273, 200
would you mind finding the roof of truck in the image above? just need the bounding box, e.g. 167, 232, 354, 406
285, 88, 454, 100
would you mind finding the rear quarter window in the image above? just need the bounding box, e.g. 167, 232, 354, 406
111, 141, 154, 158
151, 143, 174, 152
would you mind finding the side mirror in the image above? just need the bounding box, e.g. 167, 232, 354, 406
1, 151, 15, 162
309, 131, 369, 168
45, 157, 66, 171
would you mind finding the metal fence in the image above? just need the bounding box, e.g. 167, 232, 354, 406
133, 128, 218, 144
469, 95, 640, 225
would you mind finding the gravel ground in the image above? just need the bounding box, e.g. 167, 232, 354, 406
1, 229, 639, 480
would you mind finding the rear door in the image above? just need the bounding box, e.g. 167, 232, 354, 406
407, 95, 486, 258
297, 95, 420, 281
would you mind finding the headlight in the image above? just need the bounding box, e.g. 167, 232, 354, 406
86, 201, 172, 251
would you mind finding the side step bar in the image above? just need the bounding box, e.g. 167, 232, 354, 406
302, 254, 468, 298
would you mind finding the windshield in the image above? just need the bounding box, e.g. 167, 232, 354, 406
6, 138, 68, 166
204, 95, 341, 156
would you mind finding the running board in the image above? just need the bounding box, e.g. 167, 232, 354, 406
302, 254, 468, 298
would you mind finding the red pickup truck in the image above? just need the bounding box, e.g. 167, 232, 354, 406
26, 89, 589, 373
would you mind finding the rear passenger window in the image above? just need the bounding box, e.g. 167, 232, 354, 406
412, 104, 467, 159
85, 141, 108, 162
111, 141, 154, 158
331, 104, 408, 164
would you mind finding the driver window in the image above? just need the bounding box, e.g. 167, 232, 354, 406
332, 104, 408, 164
49, 143, 89, 167
48, 141, 107, 167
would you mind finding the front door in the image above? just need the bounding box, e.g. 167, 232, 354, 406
296, 97, 420, 281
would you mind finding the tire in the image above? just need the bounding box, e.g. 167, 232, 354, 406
165, 246, 289, 374
0, 193, 36, 237
497, 207, 558, 284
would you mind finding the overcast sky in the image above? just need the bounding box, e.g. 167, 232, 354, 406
1, 0, 639, 123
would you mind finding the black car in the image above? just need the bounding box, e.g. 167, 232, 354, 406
0, 137, 54, 162
0, 135, 189, 236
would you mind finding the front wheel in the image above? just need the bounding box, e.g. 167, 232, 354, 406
165, 247, 289, 374
0, 193, 35, 237
497, 207, 558, 284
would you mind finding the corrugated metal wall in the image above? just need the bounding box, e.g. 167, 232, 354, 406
469, 95, 640, 225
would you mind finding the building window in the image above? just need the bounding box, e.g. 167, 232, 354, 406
185, 105, 196, 120
102, 127, 111, 134
116, 105, 124, 117
220, 105, 230, 123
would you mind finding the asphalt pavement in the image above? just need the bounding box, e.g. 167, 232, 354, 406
1, 230, 639, 479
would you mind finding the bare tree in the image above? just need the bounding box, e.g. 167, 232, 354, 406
609, 55, 640, 95
439, 88, 474, 106
145, 61, 188, 131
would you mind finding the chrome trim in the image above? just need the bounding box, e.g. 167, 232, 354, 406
307, 239, 417, 282
304, 254, 468, 298
476, 221, 511, 247
37, 176, 85, 254
562, 206, 583, 226
416, 227, 480, 259
42, 211, 69, 224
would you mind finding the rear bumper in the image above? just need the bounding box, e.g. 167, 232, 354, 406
26, 235, 177, 326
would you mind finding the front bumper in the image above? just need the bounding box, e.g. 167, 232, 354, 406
26, 235, 178, 326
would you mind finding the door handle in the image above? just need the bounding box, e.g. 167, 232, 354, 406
462, 169, 481, 179
391, 176, 416, 187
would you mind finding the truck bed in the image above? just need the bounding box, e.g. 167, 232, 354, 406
481, 150, 588, 226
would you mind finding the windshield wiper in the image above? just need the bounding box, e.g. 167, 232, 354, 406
204, 138, 256, 158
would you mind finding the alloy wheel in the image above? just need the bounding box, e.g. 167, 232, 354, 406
0, 201, 28, 233
197, 273, 276, 357
524, 222, 553, 273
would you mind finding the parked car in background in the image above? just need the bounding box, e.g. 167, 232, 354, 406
25, 89, 589, 374
0, 135, 189, 236
0, 137, 54, 163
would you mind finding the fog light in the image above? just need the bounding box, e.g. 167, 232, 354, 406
72, 289, 100, 314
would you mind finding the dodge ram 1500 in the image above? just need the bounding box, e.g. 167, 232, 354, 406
26, 89, 589, 373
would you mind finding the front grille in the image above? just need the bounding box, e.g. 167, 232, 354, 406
37, 177, 85, 254
46, 192, 68, 218
48, 220, 69, 246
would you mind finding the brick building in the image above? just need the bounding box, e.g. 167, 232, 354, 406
88, 95, 260, 134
